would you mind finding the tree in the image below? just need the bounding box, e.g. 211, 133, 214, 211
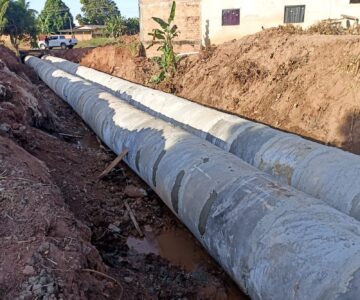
105, 15, 125, 39
3, 0, 37, 52
75, 13, 87, 25
38, 0, 74, 34
78, 0, 120, 25
124, 17, 139, 35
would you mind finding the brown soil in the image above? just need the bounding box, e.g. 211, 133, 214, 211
60, 29, 360, 154
0, 46, 247, 299
54, 35, 153, 85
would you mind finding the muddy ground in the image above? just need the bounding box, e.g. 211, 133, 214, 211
0, 47, 247, 299
57, 28, 360, 155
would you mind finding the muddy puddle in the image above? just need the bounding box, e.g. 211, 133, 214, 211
77, 132, 101, 149
127, 226, 212, 272
127, 227, 248, 299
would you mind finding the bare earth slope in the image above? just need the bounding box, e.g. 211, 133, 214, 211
174, 31, 360, 154
60, 30, 360, 154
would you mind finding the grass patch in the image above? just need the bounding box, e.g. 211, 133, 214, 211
75, 36, 141, 57
75, 37, 116, 48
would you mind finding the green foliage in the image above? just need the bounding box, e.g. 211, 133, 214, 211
148, 1, 179, 83
75, 14, 85, 25
123, 17, 139, 35
77, 0, 120, 25
37, 0, 74, 34
3, 0, 37, 51
105, 16, 140, 38
105, 15, 125, 39
75, 36, 113, 48
0, 0, 9, 33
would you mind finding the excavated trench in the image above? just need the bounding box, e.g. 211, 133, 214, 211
6, 30, 360, 298
0, 44, 249, 298
8, 38, 360, 298
24, 55, 360, 300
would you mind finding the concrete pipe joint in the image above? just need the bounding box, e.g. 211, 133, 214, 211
43, 55, 360, 221
26, 55, 360, 299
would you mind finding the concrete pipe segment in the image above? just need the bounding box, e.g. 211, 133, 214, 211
43, 55, 360, 221
26, 55, 360, 299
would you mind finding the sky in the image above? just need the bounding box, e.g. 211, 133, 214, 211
28, 0, 139, 19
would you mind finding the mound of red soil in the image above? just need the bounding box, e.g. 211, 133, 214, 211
0, 46, 112, 299
174, 31, 360, 154
0, 136, 109, 299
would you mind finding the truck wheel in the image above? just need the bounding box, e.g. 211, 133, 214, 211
60, 43, 67, 49
67, 45, 74, 49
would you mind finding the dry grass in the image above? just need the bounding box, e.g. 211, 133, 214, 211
307, 20, 344, 35
276, 24, 304, 34
342, 55, 360, 77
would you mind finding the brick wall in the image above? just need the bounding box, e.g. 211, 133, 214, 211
139, 0, 201, 57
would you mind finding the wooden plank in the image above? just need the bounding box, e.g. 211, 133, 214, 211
124, 201, 144, 237
98, 149, 128, 179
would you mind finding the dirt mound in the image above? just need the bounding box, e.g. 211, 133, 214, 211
53, 47, 94, 64
0, 136, 109, 299
0, 46, 61, 136
0, 46, 113, 299
173, 31, 360, 153
57, 45, 156, 84
64, 31, 360, 154
55, 36, 155, 85
0, 46, 37, 81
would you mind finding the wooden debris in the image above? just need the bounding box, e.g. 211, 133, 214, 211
124, 201, 144, 237
80, 268, 123, 299
98, 149, 129, 179
58, 133, 83, 139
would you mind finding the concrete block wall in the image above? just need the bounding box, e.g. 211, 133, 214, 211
139, 0, 201, 56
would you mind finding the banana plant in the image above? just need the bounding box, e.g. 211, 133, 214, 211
0, 0, 9, 32
147, 1, 179, 83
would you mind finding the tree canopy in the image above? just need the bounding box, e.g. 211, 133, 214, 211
38, 0, 74, 34
105, 15, 125, 39
77, 0, 120, 25
124, 17, 139, 35
3, 0, 37, 51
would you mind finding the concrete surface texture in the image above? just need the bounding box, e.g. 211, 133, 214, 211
43, 55, 360, 222
26, 55, 360, 299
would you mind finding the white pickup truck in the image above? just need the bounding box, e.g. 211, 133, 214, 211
38, 35, 78, 50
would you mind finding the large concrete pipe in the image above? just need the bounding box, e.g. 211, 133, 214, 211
43, 55, 360, 221
26, 55, 360, 300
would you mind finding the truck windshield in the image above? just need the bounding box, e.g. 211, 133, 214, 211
60, 36, 66, 39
